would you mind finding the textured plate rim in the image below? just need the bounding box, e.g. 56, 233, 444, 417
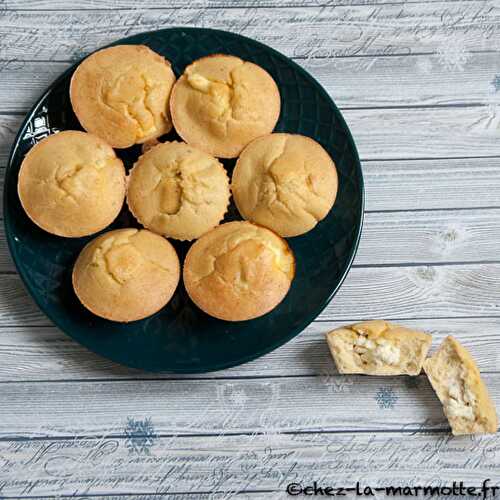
4, 27, 364, 373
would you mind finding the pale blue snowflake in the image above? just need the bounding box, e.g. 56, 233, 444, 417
491, 75, 500, 92
375, 387, 398, 409
436, 35, 471, 71
124, 417, 157, 455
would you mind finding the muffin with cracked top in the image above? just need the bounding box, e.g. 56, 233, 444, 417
170, 54, 280, 158
183, 221, 295, 321
73, 228, 180, 322
231, 133, 338, 237
127, 141, 230, 241
17, 130, 126, 238
70, 44, 176, 148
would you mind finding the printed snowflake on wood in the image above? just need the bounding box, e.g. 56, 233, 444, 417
436, 35, 471, 71
229, 388, 249, 407
491, 75, 500, 92
416, 57, 433, 74
319, 369, 354, 394
375, 387, 398, 409
124, 417, 157, 455
216, 383, 250, 412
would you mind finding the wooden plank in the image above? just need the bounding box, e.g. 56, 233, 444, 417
344, 106, 500, 159
0, 430, 499, 498
2, 50, 500, 113
1, 370, 500, 437
0, 114, 20, 163
2, 106, 500, 169
0, 263, 498, 327
358, 208, 500, 264
2, 0, 485, 9
0, 3, 498, 62
363, 157, 500, 211
2, 105, 500, 167
1, 207, 499, 274
1, 1, 498, 495
0, 237, 12, 273
0, 318, 498, 382
0, 61, 67, 113
324, 263, 500, 321
311, 50, 500, 108
0, 57, 231, 113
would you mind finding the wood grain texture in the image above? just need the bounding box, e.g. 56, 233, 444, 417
1, 50, 500, 113
0, 208, 499, 274
2, 104, 500, 168
0, 1, 499, 495
0, 2, 497, 62
0, 430, 499, 498
0, 264, 498, 327
363, 157, 500, 211
345, 106, 500, 159
0, 318, 498, 382
1, 371, 500, 437
2, 0, 485, 9
358, 208, 500, 264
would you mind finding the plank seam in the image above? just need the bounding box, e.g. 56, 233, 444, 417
0, 102, 492, 117
364, 206, 500, 214
2, 48, 499, 65
351, 259, 500, 268
0, 427, 453, 445
0, 0, 485, 13
0, 490, 278, 499
0, 370, 499, 385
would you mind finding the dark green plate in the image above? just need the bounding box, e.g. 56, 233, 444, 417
4, 28, 364, 373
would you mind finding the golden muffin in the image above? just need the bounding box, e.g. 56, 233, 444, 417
170, 54, 280, 158
232, 133, 338, 237
70, 45, 176, 148
17, 131, 126, 238
73, 228, 180, 322
183, 221, 295, 321
127, 141, 230, 241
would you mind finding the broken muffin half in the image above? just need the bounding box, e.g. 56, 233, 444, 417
326, 320, 432, 376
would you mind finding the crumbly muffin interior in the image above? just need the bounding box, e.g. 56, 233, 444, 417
326, 320, 432, 376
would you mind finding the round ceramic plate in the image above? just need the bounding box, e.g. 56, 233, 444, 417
5, 28, 364, 373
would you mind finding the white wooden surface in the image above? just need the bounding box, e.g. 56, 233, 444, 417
1, 0, 500, 498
